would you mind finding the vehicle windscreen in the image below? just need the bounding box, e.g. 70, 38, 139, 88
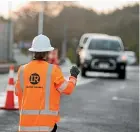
88, 39, 122, 51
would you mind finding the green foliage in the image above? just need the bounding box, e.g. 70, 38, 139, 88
67, 48, 76, 63
21, 48, 28, 55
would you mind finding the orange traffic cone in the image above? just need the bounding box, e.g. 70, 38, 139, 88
0, 65, 18, 110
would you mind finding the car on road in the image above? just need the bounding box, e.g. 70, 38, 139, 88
76, 33, 108, 67
77, 33, 127, 79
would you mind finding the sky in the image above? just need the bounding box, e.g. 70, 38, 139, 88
0, 0, 139, 17
78, 0, 138, 13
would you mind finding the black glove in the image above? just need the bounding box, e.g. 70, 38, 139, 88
70, 66, 80, 78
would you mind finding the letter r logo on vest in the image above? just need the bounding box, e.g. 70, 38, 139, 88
29, 73, 40, 85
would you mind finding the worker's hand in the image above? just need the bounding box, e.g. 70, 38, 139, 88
70, 66, 80, 78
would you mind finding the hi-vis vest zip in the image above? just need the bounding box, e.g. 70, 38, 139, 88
15, 61, 77, 132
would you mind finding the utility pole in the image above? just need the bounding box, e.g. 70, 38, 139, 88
61, 24, 67, 59
38, 2, 44, 35
8, 1, 13, 61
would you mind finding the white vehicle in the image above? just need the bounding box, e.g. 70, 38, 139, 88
76, 33, 109, 67
77, 33, 127, 79
125, 51, 137, 65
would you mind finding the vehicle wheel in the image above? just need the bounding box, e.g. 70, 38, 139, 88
81, 67, 87, 77
118, 68, 126, 79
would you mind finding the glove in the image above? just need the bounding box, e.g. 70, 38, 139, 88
70, 66, 80, 78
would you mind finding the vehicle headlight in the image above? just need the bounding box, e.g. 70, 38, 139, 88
117, 55, 127, 62
80, 51, 92, 60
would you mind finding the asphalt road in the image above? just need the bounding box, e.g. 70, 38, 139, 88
0, 66, 139, 132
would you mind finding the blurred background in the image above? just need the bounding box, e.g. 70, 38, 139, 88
0, 0, 139, 65
0, 1, 139, 132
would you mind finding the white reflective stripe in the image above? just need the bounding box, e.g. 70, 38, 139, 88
69, 78, 77, 85
7, 85, 14, 91
21, 110, 39, 114
19, 126, 53, 131
40, 110, 58, 115
21, 109, 58, 115
19, 65, 25, 92
20, 126, 39, 131
57, 81, 68, 92
57, 78, 77, 93
40, 126, 53, 131
44, 64, 53, 112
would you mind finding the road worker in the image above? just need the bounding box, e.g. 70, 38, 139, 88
15, 34, 80, 132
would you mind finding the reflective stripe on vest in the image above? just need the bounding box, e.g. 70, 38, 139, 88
21, 109, 58, 115
69, 78, 77, 85
19, 126, 53, 131
19, 65, 25, 92
57, 81, 68, 92
57, 78, 76, 93
19, 64, 59, 116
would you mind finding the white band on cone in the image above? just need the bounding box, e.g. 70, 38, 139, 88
7, 85, 14, 91
9, 70, 14, 78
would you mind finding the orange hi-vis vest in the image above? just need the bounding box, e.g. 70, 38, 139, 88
15, 60, 77, 132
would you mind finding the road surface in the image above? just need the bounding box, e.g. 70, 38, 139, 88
0, 66, 139, 132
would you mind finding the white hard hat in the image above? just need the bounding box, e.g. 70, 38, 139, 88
29, 34, 54, 52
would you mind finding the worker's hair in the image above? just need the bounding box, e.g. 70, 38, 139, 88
34, 52, 49, 60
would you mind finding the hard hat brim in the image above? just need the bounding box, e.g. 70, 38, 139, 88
28, 47, 54, 52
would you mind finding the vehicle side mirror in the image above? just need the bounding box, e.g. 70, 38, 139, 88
76, 46, 83, 54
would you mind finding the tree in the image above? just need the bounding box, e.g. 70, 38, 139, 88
14, 2, 139, 62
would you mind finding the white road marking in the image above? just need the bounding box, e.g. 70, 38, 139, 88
120, 85, 126, 89
112, 96, 136, 103
112, 96, 118, 100
60, 117, 82, 123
